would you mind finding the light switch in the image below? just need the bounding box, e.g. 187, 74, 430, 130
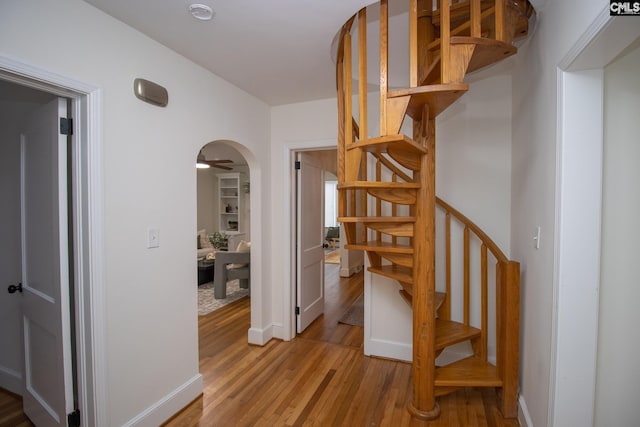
533, 226, 541, 250
147, 228, 160, 248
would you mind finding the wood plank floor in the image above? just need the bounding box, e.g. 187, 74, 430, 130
0, 263, 519, 426
0, 389, 33, 427
165, 263, 520, 427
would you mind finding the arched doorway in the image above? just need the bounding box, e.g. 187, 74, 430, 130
196, 141, 252, 314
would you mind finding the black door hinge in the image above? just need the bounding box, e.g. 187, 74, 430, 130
294, 161, 301, 170
60, 118, 73, 136
295, 306, 300, 315
68, 409, 80, 427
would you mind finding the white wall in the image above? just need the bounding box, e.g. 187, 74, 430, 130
437, 71, 513, 253
595, 43, 640, 427
510, 1, 607, 426
0, 0, 271, 425
270, 98, 342, 339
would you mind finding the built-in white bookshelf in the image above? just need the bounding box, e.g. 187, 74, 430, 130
217, 173, 242, 235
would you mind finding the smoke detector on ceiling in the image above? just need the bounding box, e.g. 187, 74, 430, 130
188, 4, 214, 21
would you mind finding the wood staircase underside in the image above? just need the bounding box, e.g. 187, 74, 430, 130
336, 0, 529, 421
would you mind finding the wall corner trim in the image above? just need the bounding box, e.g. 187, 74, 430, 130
122, 374, 203, 427
518, 395, 534, 427
249, 325, 275, 345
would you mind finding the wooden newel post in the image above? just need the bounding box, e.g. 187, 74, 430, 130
497, 260, 520, 418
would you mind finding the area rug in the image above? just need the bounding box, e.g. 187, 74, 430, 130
325, 250, 340, 264
198, 280, 249, 316
338, 293, 364, 327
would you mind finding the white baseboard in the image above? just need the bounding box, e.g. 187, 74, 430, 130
248, 324, 274, 345
365, 338, 412, 362
122, 374, 202, 427
340, 263, 363, 278
518, 395, 534, 427
0, 365, 22, 395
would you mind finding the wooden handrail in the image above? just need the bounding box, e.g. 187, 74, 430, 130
436, 196, 508, 262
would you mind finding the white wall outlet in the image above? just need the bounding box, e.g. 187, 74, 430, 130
147, 228, 160, 248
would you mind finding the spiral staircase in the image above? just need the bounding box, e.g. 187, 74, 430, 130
335, 0, 534, 420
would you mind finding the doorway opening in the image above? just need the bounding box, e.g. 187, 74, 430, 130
0, 57, 103, 427
291, 148, 364, 335
195, 140, 252, 316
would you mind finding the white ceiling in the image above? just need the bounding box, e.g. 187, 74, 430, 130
81, 0, 546, 107
82, 0, 375, 106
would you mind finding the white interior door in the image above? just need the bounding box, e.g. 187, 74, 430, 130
0, 99, 25, 395
20, 97, 74, 426
296, 152, 325, 332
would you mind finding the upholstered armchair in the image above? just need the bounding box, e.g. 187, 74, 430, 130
213, 241, 250, 299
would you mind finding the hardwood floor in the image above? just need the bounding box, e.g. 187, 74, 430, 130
165, 263, 520, 427
0, 263, 518, 426
0, 389, 33, 427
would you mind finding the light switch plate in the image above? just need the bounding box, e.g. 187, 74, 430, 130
534, 226, 541, 249
147, 228, 160, 248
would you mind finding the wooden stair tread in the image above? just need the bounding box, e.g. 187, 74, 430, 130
347, 135, 427, 155
338, 181, 420, 190
435, 319, 481, 350
368, 265, 413, 283
435, 357, 502, 387
338, 216, 416, 223
451, 36, 517, 74
339, 182, 420, 205
344, 240, 414, 254
380, 252, 413, 268
387, 84, 469, 120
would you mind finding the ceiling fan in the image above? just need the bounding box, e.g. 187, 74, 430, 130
196, 151, 234, 170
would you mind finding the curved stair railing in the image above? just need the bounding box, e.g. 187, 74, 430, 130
336, 0, 533, 420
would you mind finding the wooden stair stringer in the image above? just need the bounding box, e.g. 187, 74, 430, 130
385, 96, 411, 136
419, 53, 441, 86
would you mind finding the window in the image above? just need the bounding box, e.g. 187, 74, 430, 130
324, 180, 338, 227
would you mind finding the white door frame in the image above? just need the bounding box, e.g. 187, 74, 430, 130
0, 55, 106, 427
549, 9, 640, 427
284, 140, 336, 341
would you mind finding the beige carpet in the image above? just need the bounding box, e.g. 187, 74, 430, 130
338, 293, 364, 327
198, 280, 249, 316
325, 250, 340, 264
